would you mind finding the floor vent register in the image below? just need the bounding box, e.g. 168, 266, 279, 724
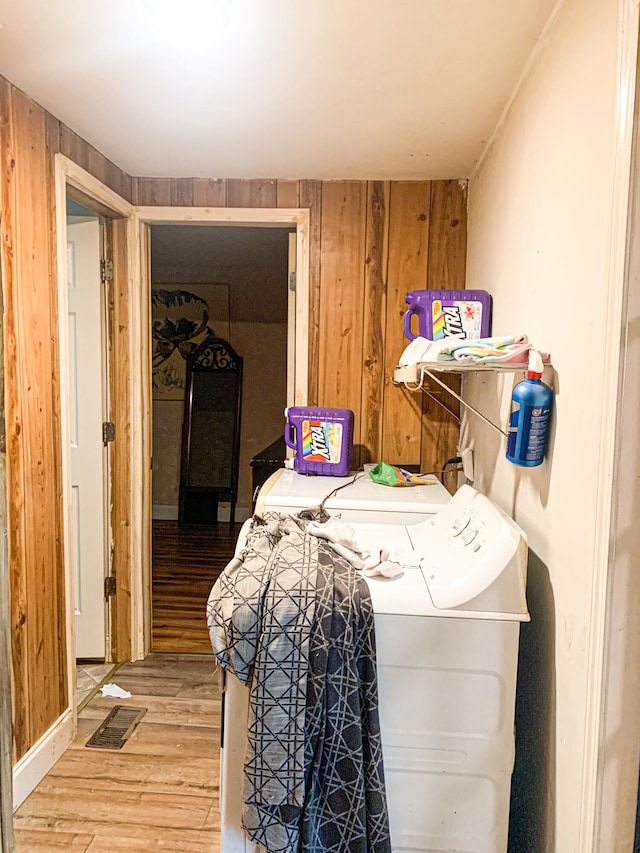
85, 705, 147, 750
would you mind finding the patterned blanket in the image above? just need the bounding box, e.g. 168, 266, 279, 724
207, 512, 391, 853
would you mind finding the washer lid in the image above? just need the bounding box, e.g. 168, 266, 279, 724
260, 468, 451, 514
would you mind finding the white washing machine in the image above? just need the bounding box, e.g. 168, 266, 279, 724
219, 469, 529, 853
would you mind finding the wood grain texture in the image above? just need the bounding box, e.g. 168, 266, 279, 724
360, 181, 390, 464
318, 182, 367, 466
13, 654, 221, 851
427, 179, 467, 292
276, 180, 299, 208
382, 182, 431, 465
7, 87, 65, 749
45, 105, 68, 718
299, 180, 322, 405
0, 77, 30, 762
134, 178, 172, 206
420, 180, 467, 489
170, 178, 194, 206
110, 219, 132, 661
226, 179, 277, 208
152, 521, 241, 654
193, 179, 226, 207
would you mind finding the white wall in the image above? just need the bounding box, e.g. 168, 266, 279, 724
463, 0, 631, 849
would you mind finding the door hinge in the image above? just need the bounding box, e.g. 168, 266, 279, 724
104, 576, 117, 600
101, 258, 114, 283
103, 421, 116, 445
289, 271, 296, 292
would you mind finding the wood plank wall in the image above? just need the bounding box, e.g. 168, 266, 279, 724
132, 176, 468, 473
0, 77, 133, 762
0, 72, 467, 765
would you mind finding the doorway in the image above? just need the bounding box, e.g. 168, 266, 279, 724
149, 224, 293, 652
54, 154, 141, 719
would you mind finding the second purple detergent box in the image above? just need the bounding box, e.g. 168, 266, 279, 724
404, 288, 492, 341
284, 406, 354, 476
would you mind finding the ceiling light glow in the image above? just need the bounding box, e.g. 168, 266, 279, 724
136, 0, 239, 45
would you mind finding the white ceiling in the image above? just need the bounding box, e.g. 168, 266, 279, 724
0, 0, 558, 180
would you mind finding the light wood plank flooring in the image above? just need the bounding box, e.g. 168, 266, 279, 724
152, 521, 242, 654
13, 653, 221, 852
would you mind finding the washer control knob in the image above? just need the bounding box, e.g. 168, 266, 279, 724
462, 527, 477, 546
450, 516, 470, 536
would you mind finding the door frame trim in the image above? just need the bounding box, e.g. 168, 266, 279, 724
54, 155, 138, 703
584, 0, 640, 848
134, 205, 310, 654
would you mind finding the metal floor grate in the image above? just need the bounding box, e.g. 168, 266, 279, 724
85, 705, 147, 750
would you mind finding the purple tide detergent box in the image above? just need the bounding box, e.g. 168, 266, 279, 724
284, 406, 354, 476
404, 289, 492, 341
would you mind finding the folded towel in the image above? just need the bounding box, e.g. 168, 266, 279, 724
436, 334, 534, 363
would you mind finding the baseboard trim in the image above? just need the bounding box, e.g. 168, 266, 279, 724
152, 504, 178, 520
12, 707, 74, 810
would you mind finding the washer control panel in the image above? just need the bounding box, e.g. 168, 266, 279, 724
408, 485, 528, 614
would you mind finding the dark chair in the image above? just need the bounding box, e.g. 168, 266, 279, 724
178, 336, 243, 526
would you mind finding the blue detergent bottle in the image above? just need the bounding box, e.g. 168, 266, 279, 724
506, 350, 552, 467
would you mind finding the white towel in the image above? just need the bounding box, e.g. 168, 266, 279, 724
307, 518, 412, 579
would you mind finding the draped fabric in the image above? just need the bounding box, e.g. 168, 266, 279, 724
207, 512, 391, 853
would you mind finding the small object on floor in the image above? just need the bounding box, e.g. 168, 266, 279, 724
85, 705, 147, 750
99, 682, 132, 698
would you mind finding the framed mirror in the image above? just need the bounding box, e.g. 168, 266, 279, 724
179, 336, 243, 526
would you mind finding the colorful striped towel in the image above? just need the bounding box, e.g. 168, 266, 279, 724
436, 334, 534, 363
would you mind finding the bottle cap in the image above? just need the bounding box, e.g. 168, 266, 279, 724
526, 349, 543, 379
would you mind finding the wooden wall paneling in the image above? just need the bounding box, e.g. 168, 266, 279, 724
0, 101, 13, 836
103, 160, 133, 204
193, 179, 227, 207
360, 181, 390, 464
317, 181, 367, 466
276, 180, 299, 208
299, 181, 321, 405
427, 179, 468, 290
420, 180, 468, 490
44, 109, 68, 716
0, 78, 30, 761
134, 178, 172, 206
382, 181, 431, 465
10, 89, 64, 746
110, 218, 132, 661
170, 178, 194, 206
59, 124, 106, 186
47, 114, 132, 203
420, 381, 461, 490
226, 179, 277, 208
58, 124, 87, 171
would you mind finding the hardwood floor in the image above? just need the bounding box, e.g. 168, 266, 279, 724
13, 654, 221, 852
152, 521, 243, 654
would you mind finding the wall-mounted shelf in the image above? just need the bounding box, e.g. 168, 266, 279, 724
393, 358, 552, 438
394, 361, 537, 384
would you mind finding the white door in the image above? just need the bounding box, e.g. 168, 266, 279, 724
66, 218, 108, 659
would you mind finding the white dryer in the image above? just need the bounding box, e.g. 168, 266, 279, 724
219, 469, 529, 853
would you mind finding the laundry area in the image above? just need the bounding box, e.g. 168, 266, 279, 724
212, 468, 530, 852
1, 1, 640, 853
